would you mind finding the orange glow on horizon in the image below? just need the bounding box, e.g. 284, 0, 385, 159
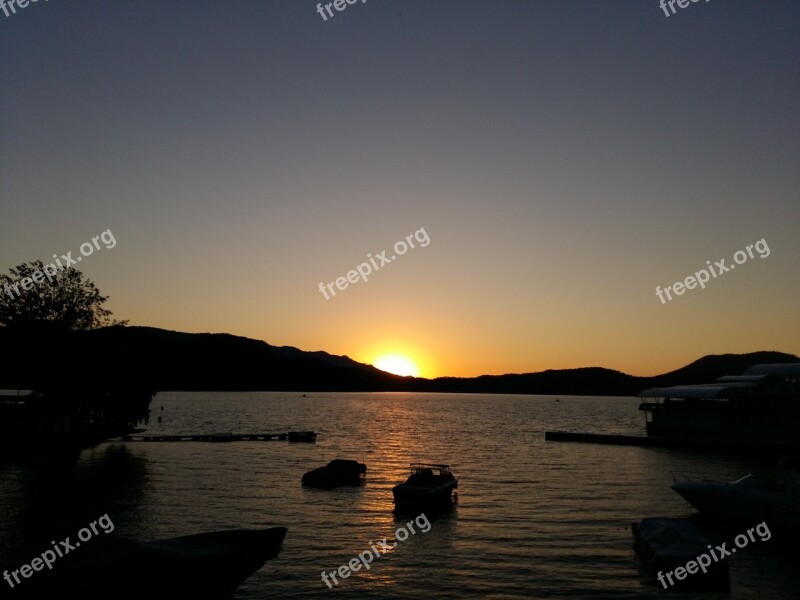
372, 353, 421, 377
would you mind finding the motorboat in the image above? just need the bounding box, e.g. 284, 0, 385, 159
671, 465, 800, 529
15, 527, 287, 599
302, 459, 367, 488
632, 517, 729, 590
288, 431, 317, 443
392, 463, 457, 510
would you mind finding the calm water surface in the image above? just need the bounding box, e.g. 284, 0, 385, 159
1, 393, 797, 599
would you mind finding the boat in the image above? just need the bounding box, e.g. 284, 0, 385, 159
638, 363, 800, 449
671, 464, 800, 529
15, 527, 287, 599
392, 463, 457, 510
288, 431, 317, 443
632, 517, 729, 590
302, 459, 367, 488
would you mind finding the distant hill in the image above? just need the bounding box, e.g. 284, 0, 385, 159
0, 325, 796, 396
402, 367, 645, 396
0, 325, 404, 392
642, 352, 799, 387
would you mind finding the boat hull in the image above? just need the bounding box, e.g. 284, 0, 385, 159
302, 459, 367, 488
632, 517, 729, 591
14, 527, 287, 599
392, 481, 457, 509
672, 480, 800, 529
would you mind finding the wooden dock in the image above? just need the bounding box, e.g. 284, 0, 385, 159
121, 431, 317, 443
544, 431, 800, 453
544, 431, 659, 447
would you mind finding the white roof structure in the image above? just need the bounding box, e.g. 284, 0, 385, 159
743, 363, 800, 376
638, 382, 757, 399
639, 363, 800, 398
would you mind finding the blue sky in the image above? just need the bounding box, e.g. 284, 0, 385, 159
1, 0, 798, 376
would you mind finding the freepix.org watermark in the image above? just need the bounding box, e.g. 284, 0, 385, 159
1, 0, 51, 19
321, 513, 431, 588
659, 0, 712, 18
317, 227, 430, 300
655, 238, 769, 304
3, 229, 117, 301
657, 521, 770, 589
315, 0, 367, 22
3, 514, 115, 589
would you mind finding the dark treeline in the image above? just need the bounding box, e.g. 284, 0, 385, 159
1, 325, 795, 396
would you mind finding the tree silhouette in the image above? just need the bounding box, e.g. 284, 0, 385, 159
0, 260, 127, 330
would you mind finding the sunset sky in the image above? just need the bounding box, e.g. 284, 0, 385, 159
1, 1, 798, 378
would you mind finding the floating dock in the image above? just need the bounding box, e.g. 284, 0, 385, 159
121, 431, 317, 443
545, 431, 658, 447
544, 431, 800, 453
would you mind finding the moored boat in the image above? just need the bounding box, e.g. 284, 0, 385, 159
671, 465, 800, 529
632, 517, 729, 591
302, 459, 367, 488
392, 463, 457, 510
15, 527, 288, 599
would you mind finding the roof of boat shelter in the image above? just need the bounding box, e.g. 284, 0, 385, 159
743, 363, 800, 376
715, 375, 771, 382
638, 382, 758, 399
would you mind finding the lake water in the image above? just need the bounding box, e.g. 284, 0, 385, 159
1, 393, 796, 599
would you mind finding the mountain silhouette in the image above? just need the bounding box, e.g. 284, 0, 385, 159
0, 325, 795, 395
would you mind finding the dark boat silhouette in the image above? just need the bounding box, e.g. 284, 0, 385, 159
671, 464, 800, 529
302, 459, 367, 488
15, 527, 287, 599
392, 463, 458, 510
287, 431, 317, 442
632, 517, 728, 591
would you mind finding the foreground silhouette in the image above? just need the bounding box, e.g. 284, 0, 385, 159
9, 527, 287, 599
0, 321, 155, 452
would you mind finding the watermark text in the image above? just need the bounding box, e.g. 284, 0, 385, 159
657, 521, 770, 589
318, 227, 430, 300
321, 513, 430, 588
3, 514, 115, 589
655, 238, 769, 304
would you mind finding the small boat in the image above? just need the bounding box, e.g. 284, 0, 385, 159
632, 517, 729, 590
16, 527, 287, 599
288, 431, 317, 443
392, 463, 457, 510
671, 465, 800, 529
302, 459, 367, 488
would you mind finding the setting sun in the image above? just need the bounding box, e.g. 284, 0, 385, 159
373, 353, 421, 377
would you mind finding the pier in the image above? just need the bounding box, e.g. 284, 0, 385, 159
121, 431, 317, 443
544, 431, 658, 447
544, 431, 800, 454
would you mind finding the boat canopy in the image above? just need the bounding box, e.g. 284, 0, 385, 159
743, 363, 800, 376
715, 375, 771, 383
410, 463, 451, 472
638, 382, 757, 399
635, 517, 716, 556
